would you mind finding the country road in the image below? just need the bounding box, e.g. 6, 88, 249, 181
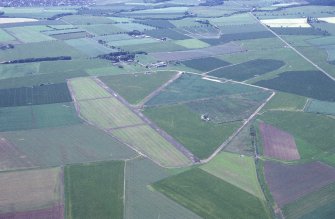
250, 12, 335, 82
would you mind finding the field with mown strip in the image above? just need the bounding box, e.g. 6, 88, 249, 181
65, 161, 124, 219
111, 125, 191, 167
200, 152, 264, 199
0, 102, 81, 132
100, 71, 177, 105
1, 124, 136, 169
69, 77, 111, 100
0, 167, 63, 214
125, 157, 201, 219
78, 98, 143, 129
283, 181, 335, 219
144, 104, 241, 159
153, 168, 271, 219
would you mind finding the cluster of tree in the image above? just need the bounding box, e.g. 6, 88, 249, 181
48, 13, 73, 20
306, 0, 335, 6
2, 56, 71, 64
199, 0, 224, 6
98, 51, 147, 63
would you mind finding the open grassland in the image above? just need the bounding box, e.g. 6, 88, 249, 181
0, 167, 63, 214
144, 104, 241, 160
0, 28, 15, 42
174, 39, 210, 49
0, 40, 84, 61
69, 77, 111, 100
125, 157, 200, 219
208, 59, 285, 81
264, 161, 335, 207
79, 98, 143, 129
144, 28, 189, 40
146, 74, 261, 106
111, 125, 191, 167
259, 122, 300, 161
65, 161, 124, 219
262, 92, 307, 111
0, 83, 72, 107
200, 152, 264, 199
181, 57, 230, 72
305, 99, 335, 115
5, 26, 54, 43
153, 168, 271, 219
80, 24, 124, 35
0, 102, 81, 132
283, 181, 335, 219
256, 71, 335, 102
1, 124, 136, 169
107, 38, 158, 47
209, 13, 257, 26
65, 38, 116, 57
258, 111, 335, 161
100, 71, 177, 105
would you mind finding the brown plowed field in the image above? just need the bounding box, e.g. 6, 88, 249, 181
264, 161, 335, 207
0, 138, 34, 171
259, 122, 300, 160
0, 205, 63, 219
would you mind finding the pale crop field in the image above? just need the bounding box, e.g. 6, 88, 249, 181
111, 125, 192, 167
261, 18, 310, 28
318, 17, 335, 24
69, 77, 111, 101
0, 18, 38, 24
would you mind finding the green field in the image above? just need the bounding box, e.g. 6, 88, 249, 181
80, 24, 124, 35
182, 57, 230, 72
5, 26, 54, 43
121, 40, 186, 53
65, 38, 116, 57
0, 28, 15, 42
144, 104, 241, 159
305, 99, 335, 115
111, 125, 191, 167
262, 92, 307, 112
258, 111, 335, 161
0, 102, 81, 132
1, 124, 136, 168
65, 161, 124, 219
283, 182, 335, 219
100, 71, 176, 105
153, 168, 271, 219
69, 77, 111, 100
201, 152, 264, 199
124, 157, 200, 219
79, 98, 143, 129
174, 39, 210, 49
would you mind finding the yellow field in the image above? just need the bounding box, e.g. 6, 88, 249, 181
69, 77, 111, 101
112, 125, 191, 167
79, 98, 143, 129
261, 18, 310, 28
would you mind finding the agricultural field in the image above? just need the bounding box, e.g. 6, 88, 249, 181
200, 152, 265, 199
259, 122, 300, 161
0, 124, 136, 169
153, 168, 271, 219
208, 59, 285, 81
0, 167, 63, 217
100, 71, 177, 105
264, 161, 335, 207
0, 83, 72, 107
1, 1, 335, 218
65, 161, 124, 219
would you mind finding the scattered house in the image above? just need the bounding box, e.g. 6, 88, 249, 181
150, 61, 167, 68
201, 114, 210, 122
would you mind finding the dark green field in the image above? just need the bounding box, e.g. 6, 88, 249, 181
153, 168, 271, 219
65, 161, 124, 219
0, 102, 81, 131
138, 20, 176, 28
208, 59, 285, 81
144, 28, 190, 40
255, 71, 335, 102
0, 83, 72, 107
182, 57, 230, 72
271, 27, 328, 36
203, 31, 274, 45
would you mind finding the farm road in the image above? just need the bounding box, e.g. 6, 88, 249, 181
250, 13, 335, 81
